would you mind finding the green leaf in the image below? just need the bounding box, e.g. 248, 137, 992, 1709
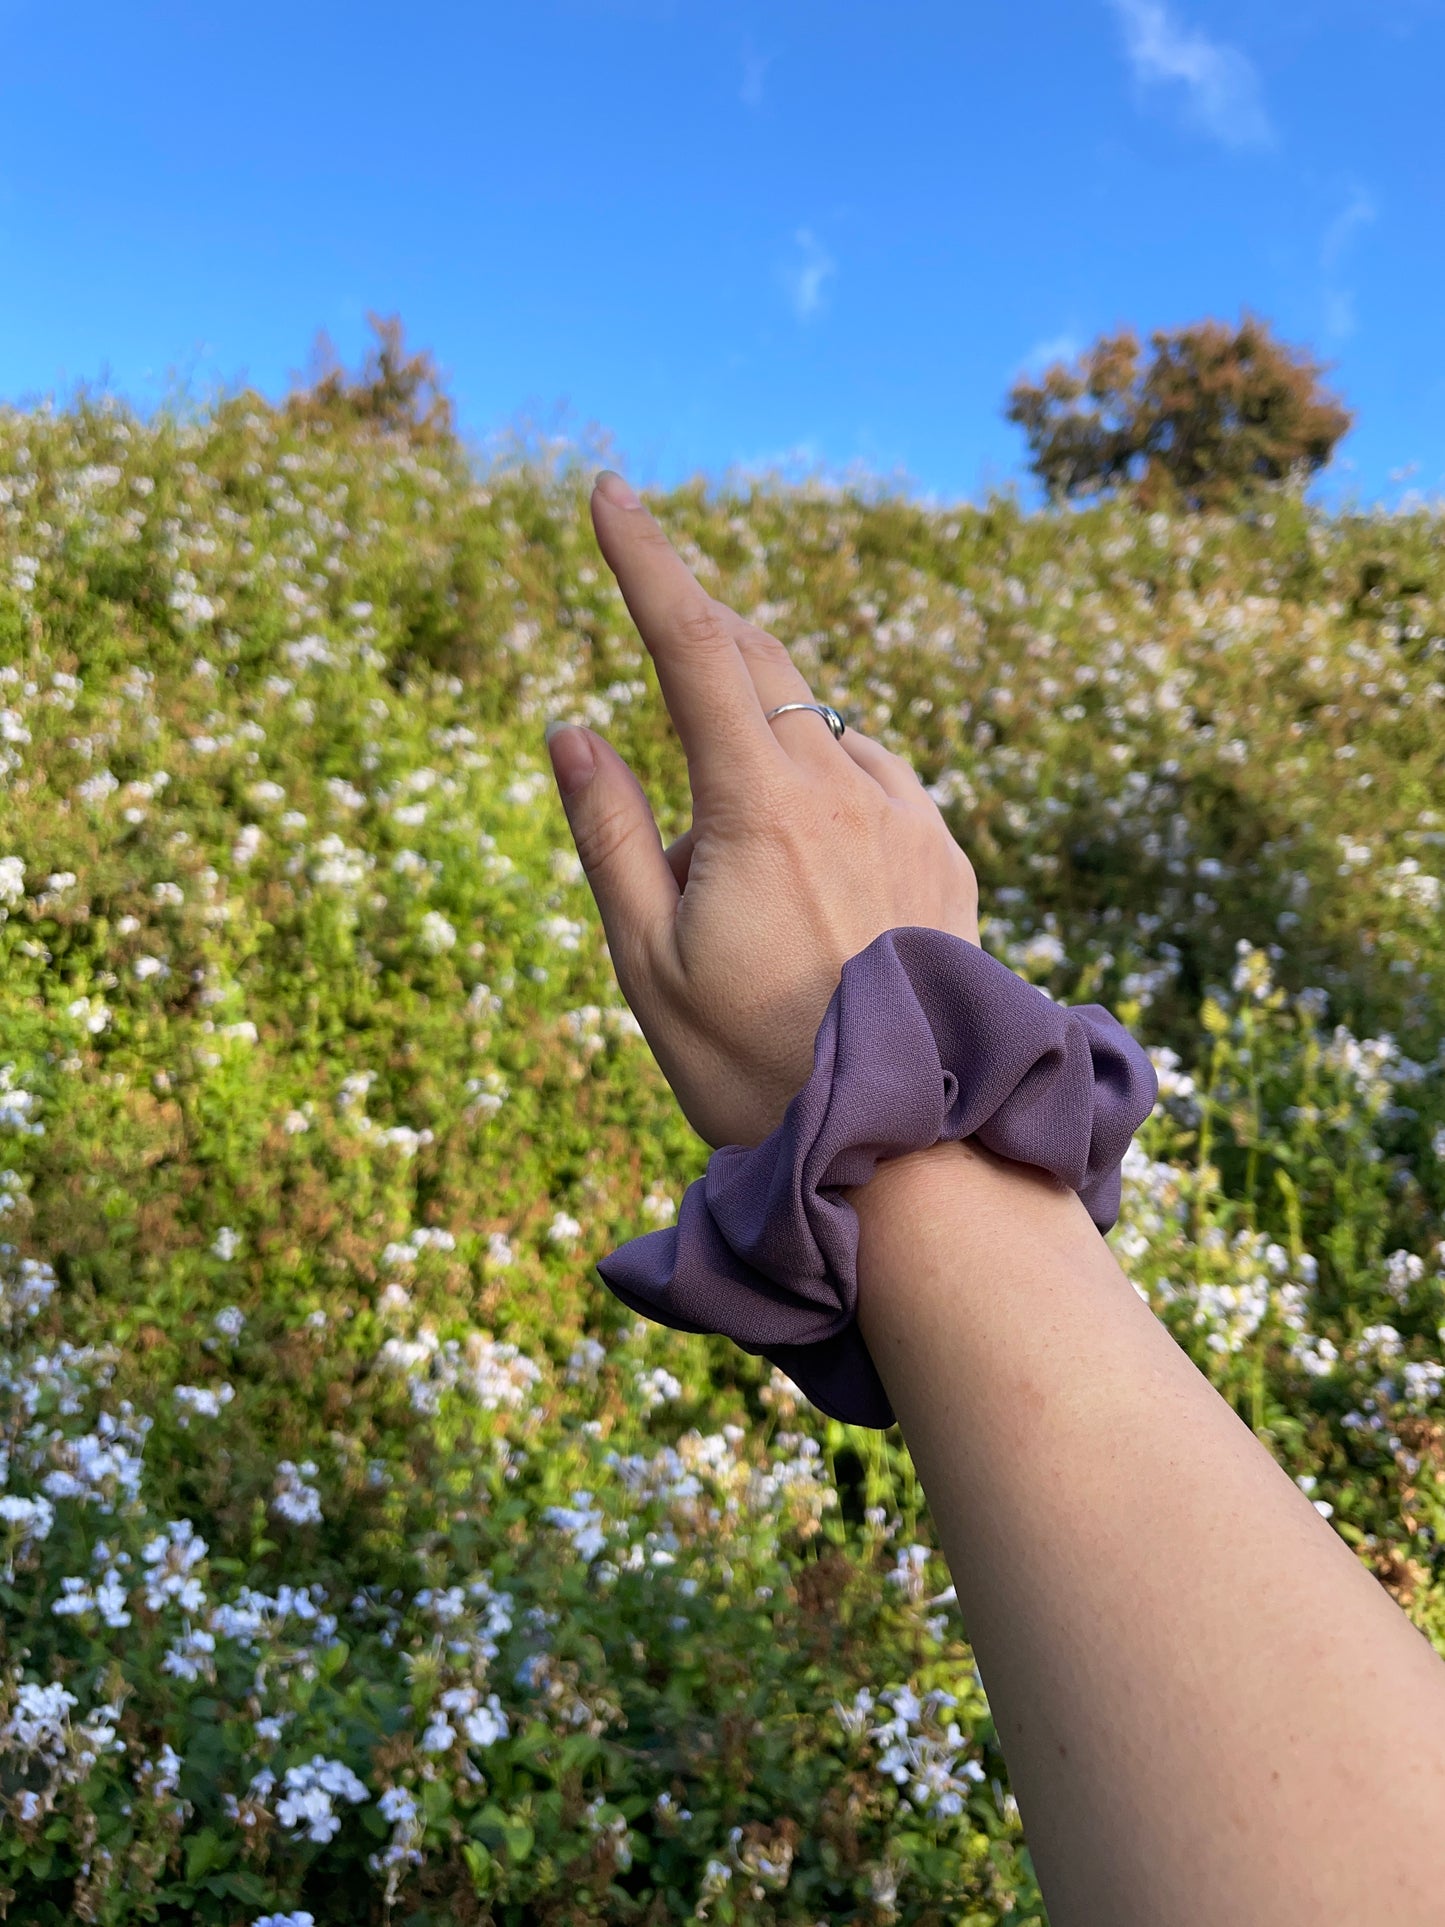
463, 1841, 493, 1891
202, 1868, 271, 1903
421, 1779, 454, 1826
472, 1801, 509, 1845
503, 1817, 534, 1863
556, 1732, 598, 1773
511, 1718, 552, 1764
319, 1637, 351, 1678
185, 1829, 227, 1883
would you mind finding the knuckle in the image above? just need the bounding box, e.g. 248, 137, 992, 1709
797, 779, 878, 844
671, 600, 732, 652
734, 621, 790, 668
571, 797, 646, 878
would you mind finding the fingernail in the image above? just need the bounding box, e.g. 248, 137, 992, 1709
545, 720, 596, 799
595, 469, 640, 510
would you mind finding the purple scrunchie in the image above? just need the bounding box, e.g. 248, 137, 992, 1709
595, 925, 1159, 1430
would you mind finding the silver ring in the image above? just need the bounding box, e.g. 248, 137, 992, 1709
764, 701, 846, 741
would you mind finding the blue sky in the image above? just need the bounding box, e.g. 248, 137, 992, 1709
1, 0, 1441, 508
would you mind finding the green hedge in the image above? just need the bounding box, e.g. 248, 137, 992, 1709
0, 393, 1441, 1923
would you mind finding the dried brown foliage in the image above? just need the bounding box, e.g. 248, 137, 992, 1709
287, 312, 456, 445
1006, 312, 1353, 510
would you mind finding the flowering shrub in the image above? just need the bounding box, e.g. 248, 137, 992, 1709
0, 385, 1442, 1922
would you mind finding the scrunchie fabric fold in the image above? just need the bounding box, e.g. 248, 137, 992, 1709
595, 925, 1159, 1430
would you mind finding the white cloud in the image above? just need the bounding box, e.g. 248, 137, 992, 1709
740, 38, 773, 109
730, 440, 823, 479
1017, 333, 1082, 377
1322, 182, 1376, 272
1321, 181, 1377, 340
1109, 0, 1274, 150
781, 228, 835, 322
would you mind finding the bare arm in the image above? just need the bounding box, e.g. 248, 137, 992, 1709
846, 1135, 1445, 1927
556, 472, 1445, 1924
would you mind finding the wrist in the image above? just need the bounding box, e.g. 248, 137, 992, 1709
840, 1136, 984, 1217
842, 1135, 1069, 1226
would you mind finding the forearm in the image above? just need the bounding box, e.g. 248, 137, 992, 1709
847, 1136, 1445, 1927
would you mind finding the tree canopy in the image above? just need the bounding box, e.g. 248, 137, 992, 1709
1006, 314, 1353, 510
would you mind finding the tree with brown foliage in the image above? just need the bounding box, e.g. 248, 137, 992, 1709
287, 313, 455, 446
1005, 313, 1353, 510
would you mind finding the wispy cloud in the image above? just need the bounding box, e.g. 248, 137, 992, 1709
780, 228, 835, 322
1322, 182, 1376, 273
1109, 0, 1274, 150
731, 439, 823, 479
1017, 333, 1082, 378
740, 37, 773, 109
1321, 181, 1377, 340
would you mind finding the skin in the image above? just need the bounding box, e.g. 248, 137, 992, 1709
547, 469, 1445, 1924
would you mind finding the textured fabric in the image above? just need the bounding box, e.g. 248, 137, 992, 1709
595, 925, 1159, 1430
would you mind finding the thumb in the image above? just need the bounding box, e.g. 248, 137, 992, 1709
544, 722, 680, 981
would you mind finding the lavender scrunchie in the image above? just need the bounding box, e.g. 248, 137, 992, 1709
595, 925, 1159, 1430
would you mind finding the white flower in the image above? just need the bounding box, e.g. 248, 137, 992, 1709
1403, 1359, 1445, 1408
1231, 942, 1275, 1000
0, 1066, 43, 1136
213, 1305, 246, 1339
438, 1685, 510, 1749
543, 1491, 607, 1562
143, 1741, 185, 1801
53, 1570, 134, 1627
565, 1337, 607, 1383
141, 1519, 208, 1614
77, 769, 120, 804
419, 910, 457, 953
0, 1492, 56, 1548
285, 634, 335, 670
160, 1626, 217, 1682
3, 1681, 78, 1760
211, 1226, 241, 1261
173, 1383, 235, 1424
1358, 1323, 1403, 1360
1385, 1248, 1425, 1304
462, 1696, 509, 1748
885, 1544, 932, 1603
274, 1755, 368, 1843
464, 1071, 509, 1120
539, 914, 586, 952
634, 1365, 682, 1412
547, 1210, 582, 1247
378, 1785, 419, 1825
271, 1460, 323, 1527
232, 824, 264, 867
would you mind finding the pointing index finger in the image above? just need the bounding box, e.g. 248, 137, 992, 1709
591, 472, 782, 801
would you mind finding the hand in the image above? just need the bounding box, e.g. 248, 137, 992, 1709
545, 470, 981, 1151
